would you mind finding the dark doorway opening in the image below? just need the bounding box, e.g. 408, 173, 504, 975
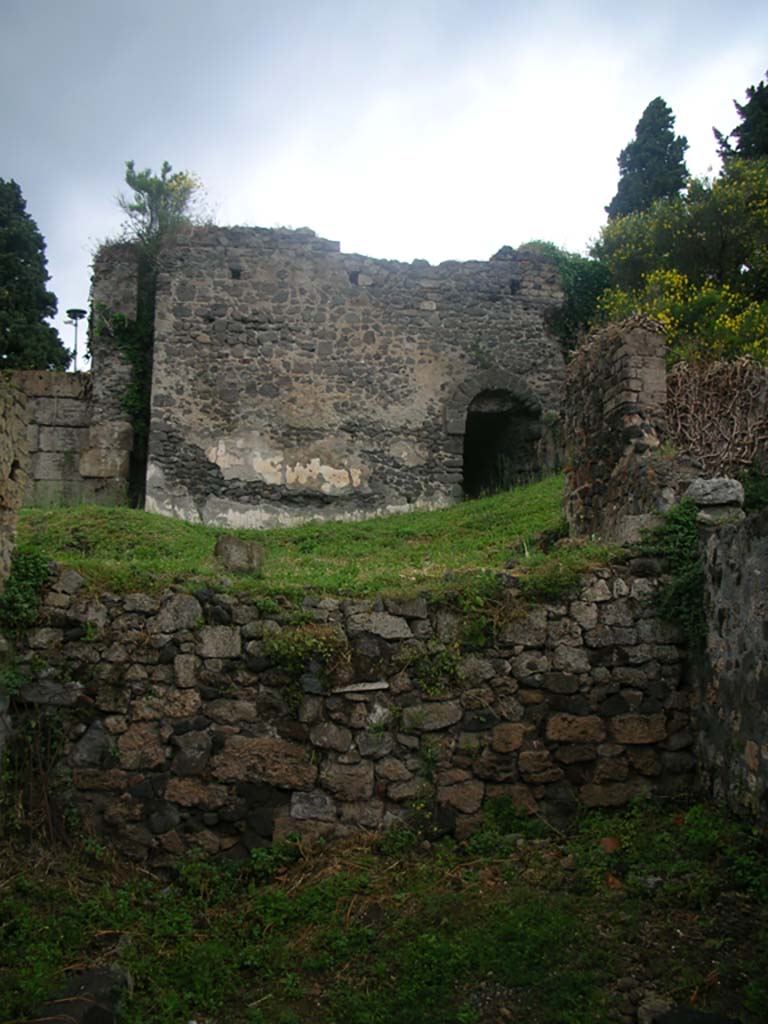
462, 390, 542, 498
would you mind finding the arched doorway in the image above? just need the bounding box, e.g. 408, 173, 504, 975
461, 389, 542, 498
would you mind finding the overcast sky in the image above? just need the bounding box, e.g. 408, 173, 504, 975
1, 0, 766, 362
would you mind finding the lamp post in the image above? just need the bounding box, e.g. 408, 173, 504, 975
65, 308, 87, 372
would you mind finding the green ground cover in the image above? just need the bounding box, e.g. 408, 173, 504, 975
13, 475, 617, 601
1, 799, 766, 1024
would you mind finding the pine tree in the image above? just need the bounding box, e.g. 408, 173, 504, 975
606, 97, 689, 219
0, 179, 69, 370
715, 71, 768, 160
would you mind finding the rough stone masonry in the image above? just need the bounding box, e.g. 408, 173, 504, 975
14, 561, 691, 862
91, 226, 566, 527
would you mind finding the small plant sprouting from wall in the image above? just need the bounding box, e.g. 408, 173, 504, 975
93, 254, 156, 506
402, 642, 463, 696
643, 498, 706, 642
261, 624, 350, 682
0, 550, 51, 638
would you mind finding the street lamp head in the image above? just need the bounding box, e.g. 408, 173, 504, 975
66, 308, 87, 321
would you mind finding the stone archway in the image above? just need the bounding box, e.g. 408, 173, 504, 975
444, 372, 543, 498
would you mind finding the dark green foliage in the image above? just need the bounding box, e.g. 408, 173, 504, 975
741, 465, 768, 512
0, 180, 69, 370
520, 241, 611, 348
0, 549, 51, 636
642, 500, 706, 642
261, 623, 349, 680
606, 97, 689, 219
715, 70, 768, 160
1, 799, 766, 1024
570, 800, 768, 907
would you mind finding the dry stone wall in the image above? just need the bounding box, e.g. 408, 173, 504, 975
695, 510, 768, 824
143, 227, 565, 528
564, 318, 699, 542
12, 564, 692, 862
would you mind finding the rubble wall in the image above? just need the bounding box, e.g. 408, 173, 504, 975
143, 227, 565, 528
564, 318, 698, 542
12, 564, 692, 862
695, 510, 768, 823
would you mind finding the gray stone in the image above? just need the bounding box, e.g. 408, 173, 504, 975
54, 568, 85, 595
402, 701, 463, 732
346, 612, 412, 639
70, 721, 111, 766
198, 625, 242, 658
173, 731, 211, 775
319, 760, 374, 800
309, 722, 353, 751
684, 476, 744, 507
384, 596, 428, 619
148, 593, 202, 634
356, 731, 394, 758
20, 675, 83, 706
206, 698, 258, 723
291, 789, 337, 822
214, 535, 265, 573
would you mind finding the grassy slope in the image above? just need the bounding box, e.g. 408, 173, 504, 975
15, 474, 614, 600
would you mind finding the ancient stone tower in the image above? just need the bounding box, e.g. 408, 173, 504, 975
87, 226, 566, 527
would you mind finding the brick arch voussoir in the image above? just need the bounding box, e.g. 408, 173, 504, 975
444, 372, 542, 436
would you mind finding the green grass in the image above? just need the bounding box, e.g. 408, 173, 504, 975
1, 800, 766, 1024
15, 475, 616, 601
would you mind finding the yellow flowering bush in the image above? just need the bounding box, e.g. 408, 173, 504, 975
599, 269, 768, 363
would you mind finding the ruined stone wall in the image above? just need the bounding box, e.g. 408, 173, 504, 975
0, 377, 27, 763
564, 318, 699, 542
695, 510, 768, 824
11, 371, 130, 507
14, 564, 691, 862
144, 227, 565, 528
0, 375, 28, 587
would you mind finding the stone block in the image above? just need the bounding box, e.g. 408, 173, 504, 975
546, 714, 605, 743
684, 477, 744, 507
79, 447, 130, 479
212, 735, 317, 788
198, 625, 242, 658
319, 760, 374, 800
437, 779, 484, 814
611, 713, 667, 744
402, 701, 462, 732
309, 722, 353, 751
518, 750, 563, 783
214, 535, 264, 574
38, 425, 89, 452
148, 594, 203, 633
87, 420, 134, 450
491, 722, 525, 753
346, 611, 412, 639
29, 396, 90, 427
291, 789, 337, 822
31, 450, 80, 480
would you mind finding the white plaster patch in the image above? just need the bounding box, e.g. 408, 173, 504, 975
205, 432, 283, 484
284, 457, 357, 494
